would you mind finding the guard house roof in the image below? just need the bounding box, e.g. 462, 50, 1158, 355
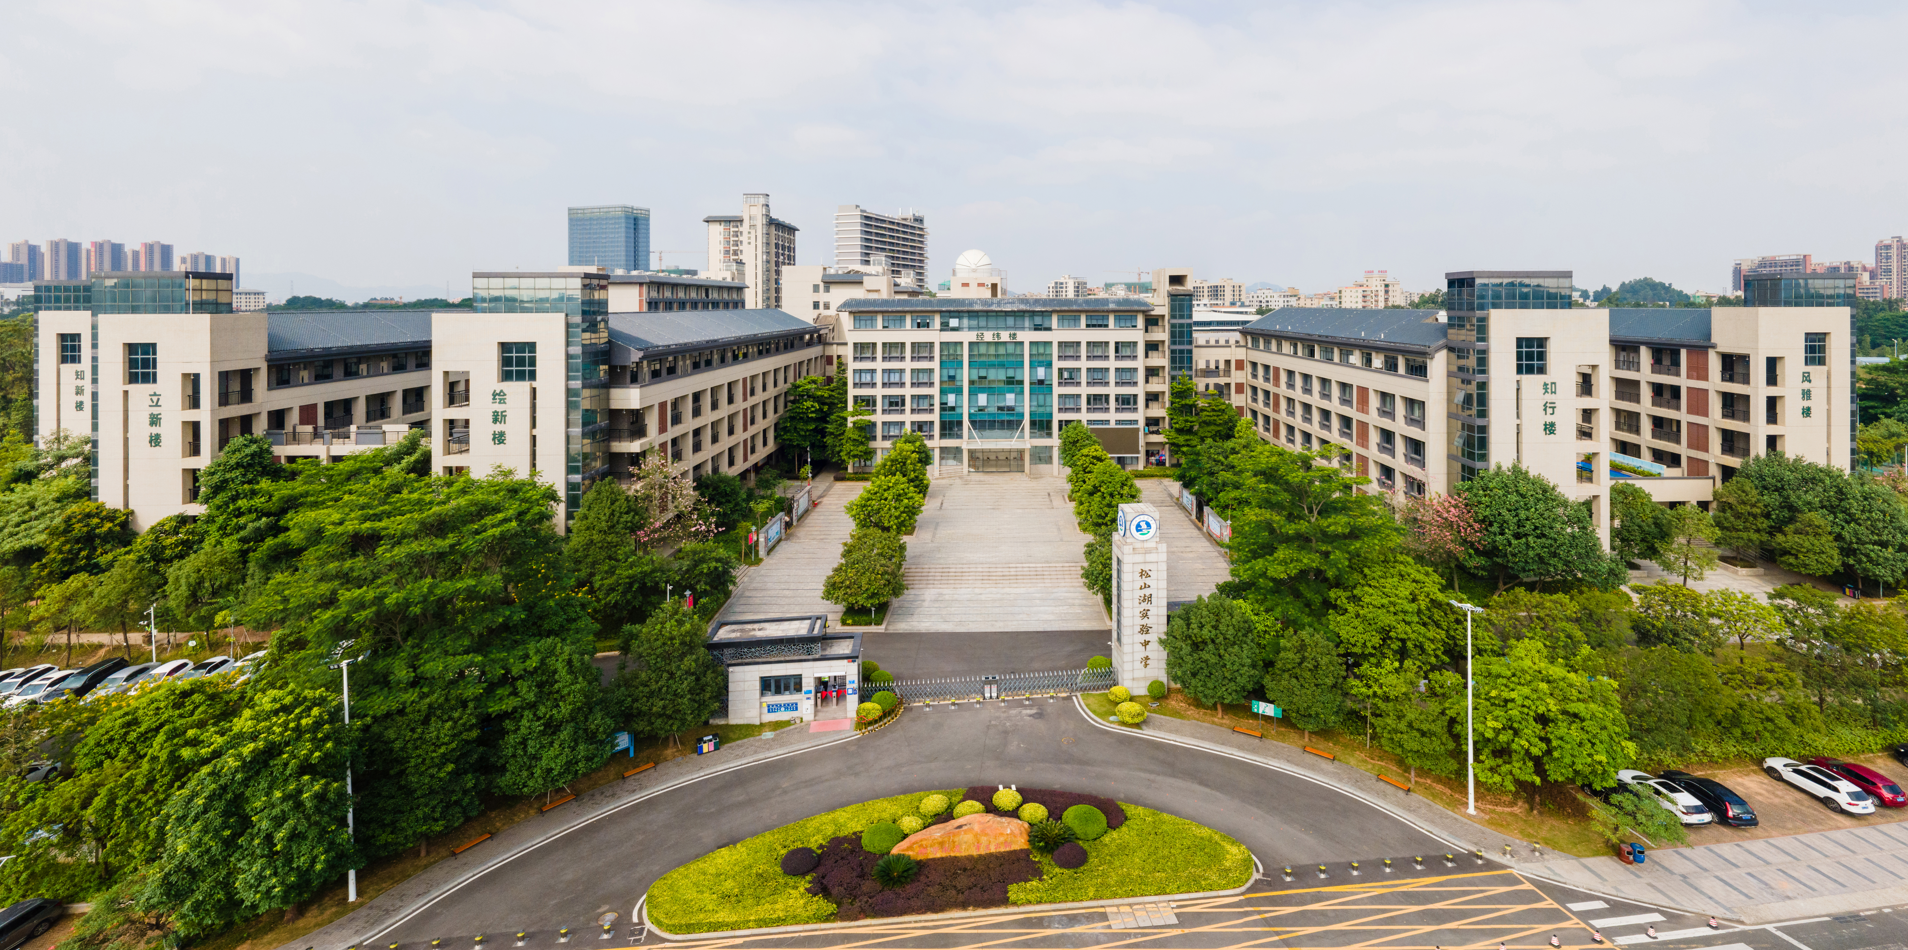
1243, 307, 1449, 353
838, 297, 1152, 311
1606, 308, 1714, 348
265, 310, 438, 363
608, 308, 816, 362
705, 615, 861, 667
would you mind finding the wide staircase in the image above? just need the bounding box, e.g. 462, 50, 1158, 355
902, 563, 1084, 588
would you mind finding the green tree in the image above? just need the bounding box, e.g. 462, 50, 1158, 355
1596, 786, 1688, 846
1263, 626, 1344, 738
165, 545, 243, 644
781, 371, 846, 465
1455, 464, 1625, 591
1711, 477, 1770, 563
821, 529, 908, 611
33, 501, 133, 586
1073, 459, 1139, 537
1482, 588, 1589, 657
1658, 504, 1719, 585
845, 475, 925, 534
694, 472, 753, 534
873, 438, 931, 499
88, 555, 166, 659
1858, 418, 1908, 469
828, 394, 874, 470
491, 636, 613, 796
1467, 639, 1636, 807
1174, 394, 1246, 498
1707, 589, 1778, 651
1159, 594, 1261, 716
1629, 582, 1718, 654
1162, 376, 1201, 469
1351, 660, 1460, 782
668, 541, 740, 615
1081, 537, 1112, 608
1858, 358, 1908, 424
1059, 421, 1098, 469
612, 601, 728, 740
1328, 558, 1458, 671
0, 565, 27, 663
1774, 511, 1841, 577
1609, 482, 1672, 564
1617, 647, 1729, 762
193, 433, 290, 547
32, 571, 92, 666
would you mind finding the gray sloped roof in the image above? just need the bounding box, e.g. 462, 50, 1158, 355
1606, 308, 1713, 346
265, 310, 437, 360
1243, 307, 1449, 351
608, 308, 816, 359
838, 296, 1151, 311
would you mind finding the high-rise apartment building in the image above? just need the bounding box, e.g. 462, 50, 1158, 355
1047, 275, 1089, 297
705, 194, 797, 310
1878, 236, 1908, 301
1190, 277, 1246, 307
568, 205, 651, 272
1245, 288, 1300, 310
8, 242, 43, 282
1335, 270, 1407, 309
86, 241, 127, 276
45, 240, 83, 280
1732, 253, 1810, 292
135, 242, 174, 272
834, 206, 927, 290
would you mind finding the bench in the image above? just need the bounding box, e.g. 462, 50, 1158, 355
540, 793, 576, 812
1303, 746, 1336, 760
1379, 774, 1411, 793
624, 762, 655, 779
452, 834, 491, 855
1232, 726, 1263, 738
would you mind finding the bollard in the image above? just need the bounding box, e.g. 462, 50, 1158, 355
1591, 930, 1604, 944
1282, 865, 1294, 882
515, 934, 527, 947
474, 937, 485, 949
432, 941, 443, 949
1383, 858, 1393, 873
1316, 864, 1328, 879
1350, 862, 1360, 876
1413, 856, 1424, 869
1474, 849, 1485, 865
557, 930, 572, 944
1443, 853, 1455, 867
1503, 844, 1514, 858
600, 926, 612, 940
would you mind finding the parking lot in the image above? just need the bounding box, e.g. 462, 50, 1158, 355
1676, 751, 1908, 846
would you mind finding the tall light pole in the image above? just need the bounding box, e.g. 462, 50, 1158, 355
1449, 600, 1484, 816
329, 641, 363, 903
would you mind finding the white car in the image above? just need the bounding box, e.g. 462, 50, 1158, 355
1764, 757, 1876, 815
1616, 769, 1715, 825
3, 670, 72, 708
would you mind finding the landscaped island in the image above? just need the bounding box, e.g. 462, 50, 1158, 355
645, 786, 1253, 934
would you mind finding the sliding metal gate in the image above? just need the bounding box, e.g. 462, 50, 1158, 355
884, 668, 1116, 704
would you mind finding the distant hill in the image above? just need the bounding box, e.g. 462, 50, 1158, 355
1595, 277, 1690, 306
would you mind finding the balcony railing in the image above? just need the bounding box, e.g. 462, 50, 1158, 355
1116, 353, 1138, 360
1577, 423, 1595, 440
1058, 380, 1080, 387
912, 380, 935, 388
882, 408, 906, 415
446, 429, 471, 454
1578, 467, 1596, 484
882, 381, 906, 388
1577, 382, 1594, 397
1117, 407, 1139, 413
1721, 441, 1749, 458
1058, 406, 1081, 413
1720, 370, 1745, 384
1767, 410, 1780, 425
183, 441, 201, 457
912, 355, 935, 362
1650, 427, 1681, 445
605, 429, 648, 443
1651, 396, 1681, 411
1614, 389, 1641, 404
1614, 418, 1641, 435
1116, 380, 1138, 387
218, 389, 253, 407
911, 406, 935, 415
1058, 354, 1080, 361
1199, 368, 1232, 378
1086, 380, 1109, 387
882, 355, 907, 362
1650, 363, 1681, 377
1721, 406, 1751, 422
183, 394, 201, 410
402, 399, 425, 415
1614, 357, 1641, 372
366, 406, 392, 422
853, 380, 876, 389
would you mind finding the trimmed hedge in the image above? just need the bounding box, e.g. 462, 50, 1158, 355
873, 669, 895, 684
918, 793, 949, 816
855, 701, 884, 724
1009, 804, 1252, 906
963, 787, 1126, 829
1051, 841, 1088, 869
1108, 685, 1131, 703
872, 690, 899, 711
896, 815, 925, 834
1018, 802, 1049, 824
952, 799, 985, 818
1116, 701, 1147, 725
1147, 680, 1167, 700
1087, 655, 1112, 670
991, 788, 1023, 811
780, 848, 819, 875
1062, 804, 1108, 841
861, 821, 906, 854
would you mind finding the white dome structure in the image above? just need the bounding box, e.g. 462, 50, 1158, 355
953, 249, 993, 272
946, 248, 1007, 297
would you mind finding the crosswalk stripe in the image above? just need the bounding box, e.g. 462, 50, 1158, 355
1613, 928, 1727, 945
1565, 900, 1610, 911
1590, 912, 1667, 927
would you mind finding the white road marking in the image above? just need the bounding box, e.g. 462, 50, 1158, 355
1614, 928, 1728, 945
1566, 900, 1610, 911
1589, 912, 1667, 927
1766, 927, 1814, 950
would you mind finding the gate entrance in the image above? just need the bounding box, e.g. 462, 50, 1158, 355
968, 449, 1025, 473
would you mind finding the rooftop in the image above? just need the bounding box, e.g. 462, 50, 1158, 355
1607, 308, 1713, 346
1243, 307, 1449, 350
838, 296, 1152, 312
704, 615, 858, 665
266, 310, 436, 360
608, 308, 815, 359
1444, 271, 1573, 279
608, 272, 745, 287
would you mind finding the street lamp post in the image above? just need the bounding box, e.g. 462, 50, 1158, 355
1448, 600, 1484, 816
329, 646, 363, 903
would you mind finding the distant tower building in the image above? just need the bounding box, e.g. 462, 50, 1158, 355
1731, 253, 1810, 293
833, 205, 927, 289
45, 240, 82, 280
218, 255, 241, 288
1878, 236, 1908, 301
9, 241, 44, 282
135, 242, 174, 272
1048, 274, 1088, 297
704, 193, 797, 310
568, 205, 651, 272
85, 240, 127, 277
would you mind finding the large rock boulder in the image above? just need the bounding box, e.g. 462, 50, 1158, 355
890, 813, 1029, 859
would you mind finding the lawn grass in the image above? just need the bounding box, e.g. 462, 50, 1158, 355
839, 603, 889, 626
647, 788, 966, 934
1079, 690, 1143, 728
1008, 804, 1252, 904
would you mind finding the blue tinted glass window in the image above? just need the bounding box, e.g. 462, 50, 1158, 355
1515, 338, 1547, 375
58, 333, 81, 364
126, 343, 157, 384
502, 342, 537, 381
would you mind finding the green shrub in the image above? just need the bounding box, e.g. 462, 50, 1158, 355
861, 821, 906, 854
1062, 804, 1108, 841
855, 701, 884, 724
1116, 701, 1147, 725
918, 793, 950, 816
992, 788, 1023, 811
872, 852, 920, 888
873, 669, 894, 684
872, 690, 899, 711
1086, 655, 1112, 670
1007, 804, 1253, 907
896, 814, 925, 834
1147, 680, 1167, 701
952, 799, 985, 818
1018, 802, 1049, 824
1028, 819, 1076, 853
1108, 685, 1131, 703
862, 660, 881, 678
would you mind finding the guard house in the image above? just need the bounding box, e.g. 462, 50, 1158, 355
705, 615, 862, 725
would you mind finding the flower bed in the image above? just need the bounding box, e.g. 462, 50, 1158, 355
645, 787, 1250, 935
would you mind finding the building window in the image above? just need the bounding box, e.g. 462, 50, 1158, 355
58, 334, 81, 364
760, 675, 802, 697
498, 342, 537, 382
1804, 332, 1827, 366
1515, 338, 1547, 375
1404, 357, 1428, 378
853, 315, 875, 329
126, 343, 157, 384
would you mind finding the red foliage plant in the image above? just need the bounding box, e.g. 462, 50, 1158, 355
804, 834, 1040, 921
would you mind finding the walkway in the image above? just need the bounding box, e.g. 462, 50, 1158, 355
1139, 479, 1233, 603
715, 479, 860, 626
882, 473, 1107, 633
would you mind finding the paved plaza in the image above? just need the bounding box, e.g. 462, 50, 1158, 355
1139, 479, 1234, 604
715, 478, 861, 626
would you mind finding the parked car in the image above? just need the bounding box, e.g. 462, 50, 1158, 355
173, 656, 234, 681
1764, 757, 1877, 814
18, 762, 59, 784
83, 662, 156, 701
0, 898, 62, 950
1615, 769, 1715, 825
0, 666, 55, 699
2, 671, 71, 709
132, 659, 196, 689
233, 650, 268, 677
1892, 744, 1908, 769
1658, 770, 1759, 827
1809, 757, 1908, 808
34, 658, 129, 703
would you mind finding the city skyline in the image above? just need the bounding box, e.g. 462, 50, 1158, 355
5, 2, 1908, 298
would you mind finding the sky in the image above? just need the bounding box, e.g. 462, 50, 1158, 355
5, 0, 1908, 301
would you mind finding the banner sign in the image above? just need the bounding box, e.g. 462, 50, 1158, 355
1251, 700, 1283, 718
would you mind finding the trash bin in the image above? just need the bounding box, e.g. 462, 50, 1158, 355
696, 734, 720, 755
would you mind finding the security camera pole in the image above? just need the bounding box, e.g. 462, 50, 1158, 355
1449, 600, 1485, 816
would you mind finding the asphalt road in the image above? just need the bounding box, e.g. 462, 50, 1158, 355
861, 628, 1113, 677
376, 699, 1447, 944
